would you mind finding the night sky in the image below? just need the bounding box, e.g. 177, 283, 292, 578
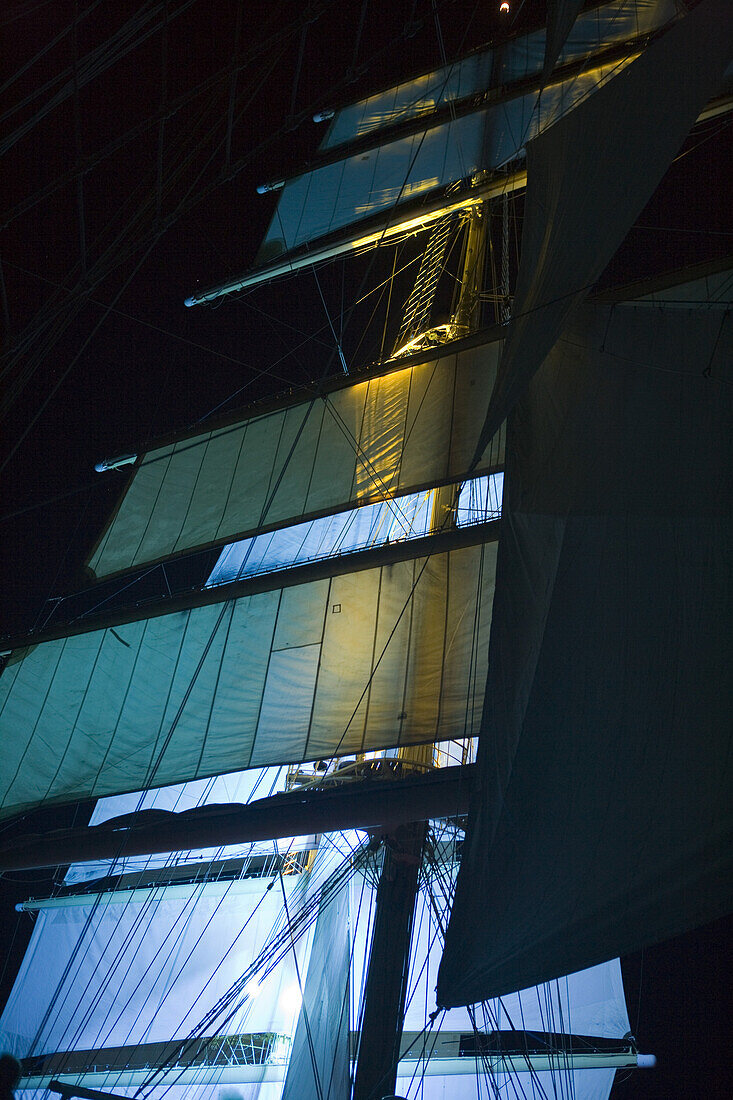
1, 1, 731, 1096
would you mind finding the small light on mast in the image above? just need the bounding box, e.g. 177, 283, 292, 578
499, 1, 510, 12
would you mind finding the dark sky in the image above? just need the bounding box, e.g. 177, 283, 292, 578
0, 0, 532, 637
1, 1, 731, 1096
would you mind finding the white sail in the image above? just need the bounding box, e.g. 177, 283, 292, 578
205, 474, 503, 587
0, 542, 496, 820
321, 0, 676, 150
88, 342, 502, 580
0, 879, 307, 1057
281, 848, 350, 1100
1, 792, 630, 1100
255, 58, 640, 262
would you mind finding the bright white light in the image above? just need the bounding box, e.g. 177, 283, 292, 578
206, 474, 503, 589
279, 982, 302, 1017
499, 2, 510, 12
244, 977, 262, 999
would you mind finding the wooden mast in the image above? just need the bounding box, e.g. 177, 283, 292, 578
353, 202, 490, 1097
352, 818, 427, 1100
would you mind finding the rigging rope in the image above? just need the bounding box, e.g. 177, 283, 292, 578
501, 187, 510, 322
136, 841, 367, 1096
0, 5, 306, 434
394, 213, 456, 351
0, 0, 197, 156
313, 268, 350, 374
22, 770, 287, 1075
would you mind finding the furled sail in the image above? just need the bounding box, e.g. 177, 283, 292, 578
60, 768, 304, 886
473, 0, 733, 457
0, 541, 496, 821
87, 342, 502, 579
438, 290, 733, 1005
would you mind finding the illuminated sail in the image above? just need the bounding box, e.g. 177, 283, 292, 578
186, 0, 678, 303
87, 341, 503, 579
0, 809, 631, 1100
256, 62, 634, 261
319, 0, 676, 149
0, 541, 496, 820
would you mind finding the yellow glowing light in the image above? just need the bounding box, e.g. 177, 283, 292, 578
499, 1, 510, 12
351, 195, 485, 252
192, 171, 527, 302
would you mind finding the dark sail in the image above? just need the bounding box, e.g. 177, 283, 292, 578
472, 0, 733, 461
543, 1, 585, 80
438, 295, 733, 1005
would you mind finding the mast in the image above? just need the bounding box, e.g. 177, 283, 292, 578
352, 820, 427, 1100
353, 191, 477, 1080
351, 179, 475, 1084
452, 203, 486, 337
352, 162, 479, 1082
7, 5, 728, 1096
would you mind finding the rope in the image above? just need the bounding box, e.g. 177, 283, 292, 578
313, 268, 350, 374
137, 842, 367, 1096
394, 213, 456, 351
71, 0, 87, 279
0, 1, 198, 157
501, 188, 510, 322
